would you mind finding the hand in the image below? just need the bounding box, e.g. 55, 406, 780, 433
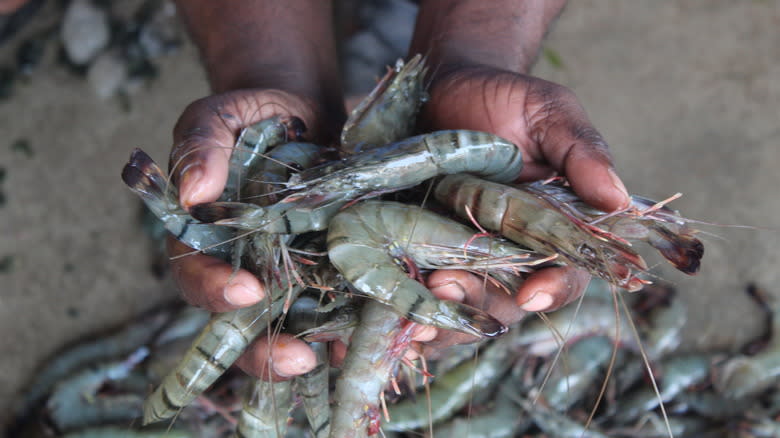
412, 66, 630, 349
168, 89, 336, 380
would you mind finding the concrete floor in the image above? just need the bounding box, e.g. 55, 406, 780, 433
2, 0, 778, 431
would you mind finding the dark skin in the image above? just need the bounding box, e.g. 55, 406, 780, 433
168, 0, 630, 378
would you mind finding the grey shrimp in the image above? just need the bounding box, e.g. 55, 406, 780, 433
340, 54, 428, 155
435, 174, 704, 291
327, 200, 550, 338
233, 379, 293, 438
385, 329, 522, 432
122, 149, 235, 259
224, 115, 306, 200
190, 130, 524, 234
142, 285, 303, 424
329, 300, 413, 438
714, 288, 780, 400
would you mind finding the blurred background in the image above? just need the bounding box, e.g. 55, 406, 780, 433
1, 0, 778, 432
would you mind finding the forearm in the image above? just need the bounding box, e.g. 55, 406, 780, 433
175, 0, 343, 112
410, 0, 566, 75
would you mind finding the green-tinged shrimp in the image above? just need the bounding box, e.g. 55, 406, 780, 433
539, 336, 615, 411
618, 354, 711, 421
329, 300, 412, 438
224, 115, 306, 200
435, 174, 704, 291
62, 428, 191, 438
340, 54, 428, 155
242, 141, 322, 205
190, 130, 523, 234
714, 289, 780, 400
327, 200, 551, 338
520, 389, 610, 438
142, 285, 303, 425
122, 149, 235, 259
286, 295, 333, 438
430, 390, 532, 438
15, 307, 171, 421
234, 379, 293, 438
294, 343, 331, 438
515, 299, 636, 356
46, 347, 149, 431
385, 329, 522, 432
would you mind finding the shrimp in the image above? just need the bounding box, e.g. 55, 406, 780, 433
385, 328, 522, 432
538, 336, 615, 411
46, 347, 149, 432
713, 288, 780, 400
294, 343, 331, 438
340, 54, 428, 155
329, 300, 413, 438
618, 354, 711, 422
327, 200, 552, 337
224, 115, 306, 201
434, 174, 704, 291
15, 307, 171, 422
190, 130, 524, 234
142, 284, 303, 424
122, 149, 235, 259
234, 379, 293, 438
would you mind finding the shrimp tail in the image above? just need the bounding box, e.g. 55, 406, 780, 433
121, 148, 178, 215
647, 225, 703, 274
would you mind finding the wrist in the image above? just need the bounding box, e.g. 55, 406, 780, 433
175, 0, 344, 119
410, 0, 566, 76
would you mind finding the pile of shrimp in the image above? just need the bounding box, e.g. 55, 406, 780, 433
16, 55, 762, 437
10, 284, 780, 437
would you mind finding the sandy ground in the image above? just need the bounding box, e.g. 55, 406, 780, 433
1, 0, 778, 431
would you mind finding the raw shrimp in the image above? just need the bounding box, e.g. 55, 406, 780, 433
329, 300, 413, 438
340, 54, 428, 155
190, 130, 524, 234
234, 379, 293, 438
385, 328, 522, 432
327, 200, 551, 337
223, 115, 306, 200
435, 174, 703, 291
714, 289, 780, 400
46, 348, 149, 431
122, 149, 235, 259
142, 284, 303, 424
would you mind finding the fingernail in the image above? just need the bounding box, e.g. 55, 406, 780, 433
429, 280, 466, 302
607, 168, 630, 206
272, 341, 315, 377
521, 292, 554, 312
224, 282, 261, 306
179, 166, 203, 208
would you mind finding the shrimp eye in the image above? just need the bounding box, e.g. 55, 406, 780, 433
578, 243, 596, 259
287, 162, 305, 172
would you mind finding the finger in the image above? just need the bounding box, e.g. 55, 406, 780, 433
235, 334, 317, 381
168, 237, 264, 312
170, 90, 323, 208
329, 340, 348, 368
516, 266, 591, 312
170, 97, 242, 209
524, 81, 630, 212
424, 270, 525, 351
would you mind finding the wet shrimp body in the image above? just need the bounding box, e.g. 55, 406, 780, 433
327, 200, 550, 337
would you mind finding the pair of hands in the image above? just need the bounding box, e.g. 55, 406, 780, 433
166, 65, 630, 379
